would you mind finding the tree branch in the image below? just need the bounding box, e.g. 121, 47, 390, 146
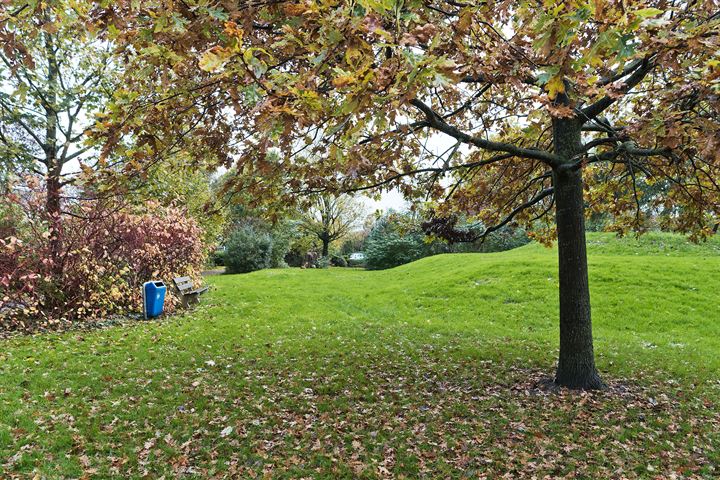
580, 56, 656, 121
564, 141, 671, 171
474, 187, 554, 240
596, 59, 645, 87
409, 98, 560, 166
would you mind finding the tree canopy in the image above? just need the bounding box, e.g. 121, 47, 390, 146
96, 0, 719, 236
1, 1, 117, 190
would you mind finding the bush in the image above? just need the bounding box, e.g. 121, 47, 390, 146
1, 188, 207, 332
209, 249, 226, 266
316, 256, 331, 269
268, 221, 294, 268
452, 226, 530, 253
347, 253, 366, 267
330, 255, 347, 267
284, 247, 306, 268
364, 233, 428, 270
475, 227, 529, 252
340, 231, 367, 256
224, 226, 273, 274
364, 214, 431, 270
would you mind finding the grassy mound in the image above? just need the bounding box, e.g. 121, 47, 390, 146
1, 232, 718, 478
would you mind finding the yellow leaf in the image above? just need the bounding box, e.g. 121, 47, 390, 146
199, 47, 229, 72
457, 8, 473, 33
332, 75, 354, 89
345, 46, 363, 67
546, 75, 565, 100
42, 22, 59, 34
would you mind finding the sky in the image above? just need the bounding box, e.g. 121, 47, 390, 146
360, 189, 408, 214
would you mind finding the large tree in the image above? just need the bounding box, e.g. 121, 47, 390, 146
1, 1, 117, 276
97, 1, 720, 389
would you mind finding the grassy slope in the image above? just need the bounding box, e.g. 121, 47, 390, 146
0, 232, 718, 478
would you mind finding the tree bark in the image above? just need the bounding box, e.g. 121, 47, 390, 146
44, 31, 64, 284
552, 115, 604, 389
46, 166, 62, 275
321, 234, 330, 257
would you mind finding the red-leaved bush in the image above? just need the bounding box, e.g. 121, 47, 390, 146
1, 183, 207, 332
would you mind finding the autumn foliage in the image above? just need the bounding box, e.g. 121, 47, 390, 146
92, 0, 720, 237
0, 181, 207, 332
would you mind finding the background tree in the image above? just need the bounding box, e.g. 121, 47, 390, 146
130, 154, 226, 247
98, 1, 720, 389
224, 225, 274, 274
1, 1, 117, 277
364, 211, 433, 269
300, 194, 365, 257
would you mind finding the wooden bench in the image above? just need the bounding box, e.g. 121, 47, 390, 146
172, 276, 209, 308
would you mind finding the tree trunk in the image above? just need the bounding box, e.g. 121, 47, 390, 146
321, 235, 329, 257
46, 168, 62, 276
44, 31, 64, 287
552, 116, 604, 389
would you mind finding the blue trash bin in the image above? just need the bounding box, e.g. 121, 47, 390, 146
143, 281, 166, 319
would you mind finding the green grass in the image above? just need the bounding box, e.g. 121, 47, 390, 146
1, 232, 719, 478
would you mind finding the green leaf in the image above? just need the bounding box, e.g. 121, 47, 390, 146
536, 66, 560, 86
206, 7, 229, 21
634, 8, 664, 19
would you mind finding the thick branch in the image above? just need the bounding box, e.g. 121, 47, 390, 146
564, 141, 671, 171
580, 136, 624, 152
410, 98, 560, 166
596, 59, 645, 87
580, 56, 655, 121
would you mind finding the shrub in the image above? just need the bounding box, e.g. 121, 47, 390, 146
347, 252, 366, 267
224, 226, 273, 274
364, 214, 431, 270
284, 232, 317, 267
209, 249, 226, 266
330, 255, 347, 267
364, 233, 429, 269
452, 226, 530, 253
1, 189, 207, 332
284, 247, 305, 268
316, 256, 331, 269
340, 231, 367, 256
268, 221, 294, 268
475, 227, 529, 252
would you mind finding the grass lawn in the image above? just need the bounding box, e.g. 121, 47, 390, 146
1, 232, 719, 478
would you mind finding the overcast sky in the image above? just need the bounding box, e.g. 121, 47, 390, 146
360, 189, 408, 214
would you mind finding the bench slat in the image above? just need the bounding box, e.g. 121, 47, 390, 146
172, 276, 209, 308
188, 286, 209, 295
173, 277, 208, 297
